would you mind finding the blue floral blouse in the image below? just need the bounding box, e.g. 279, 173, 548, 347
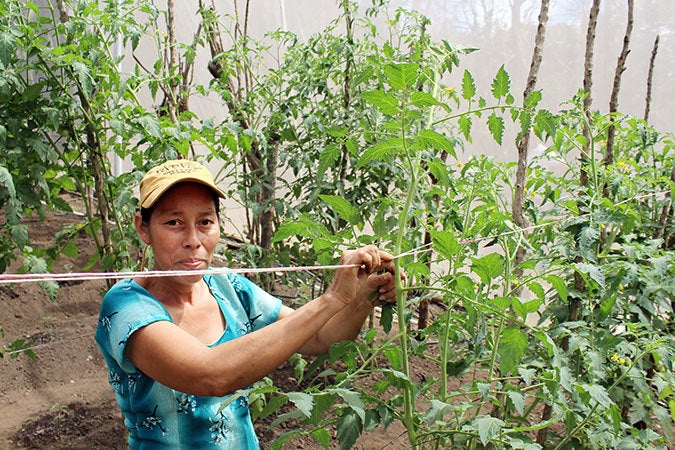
95, 273, 282, 449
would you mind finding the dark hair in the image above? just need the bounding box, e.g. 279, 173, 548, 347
140, 184, 221, 225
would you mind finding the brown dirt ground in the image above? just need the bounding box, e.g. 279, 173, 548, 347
0, 208, 442, 449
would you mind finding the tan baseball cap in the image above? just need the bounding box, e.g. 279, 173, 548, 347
139, 159, 226, 209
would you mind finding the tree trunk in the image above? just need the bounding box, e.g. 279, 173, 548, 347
512, 0, 550, 271
604, 0, 634, 170
539, 1, 601, 447
643, 35, 659, 123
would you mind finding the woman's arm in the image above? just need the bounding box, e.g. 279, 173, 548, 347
278, 263, 398, 355
124, 246, 391, 397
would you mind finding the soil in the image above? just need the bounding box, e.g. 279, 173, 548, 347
0, 207, 437, 449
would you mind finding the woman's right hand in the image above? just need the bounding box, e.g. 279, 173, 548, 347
324, 245, 394, 308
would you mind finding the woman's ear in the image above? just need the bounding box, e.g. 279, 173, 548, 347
134, 213, 151, 245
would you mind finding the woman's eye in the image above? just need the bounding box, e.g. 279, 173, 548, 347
201, 219, 215, 226
165, 219, 179, 226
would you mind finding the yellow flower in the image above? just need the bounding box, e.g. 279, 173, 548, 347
619, 358, 626, 365
611, 353, 619, 362
443, 87, 456, 95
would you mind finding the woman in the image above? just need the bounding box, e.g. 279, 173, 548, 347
95, 159, 399, 449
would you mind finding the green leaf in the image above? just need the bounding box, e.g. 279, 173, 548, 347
361, 90, 400, 116
585, 384, 612, 410
334, 389, 366, 423
425, 399, 453, 424
458, 114, 472, 141
319, 195, 359, 225
337, 408, 362, 450
472, 415, 505, 445
311, 428, 331, 449
533, 109, 557, 140
415, 129, 456, 158
0, 166, 16, 198
487, 112, 504, 145
286, 392, 314, 418
491, 65, 510, 100
410, 91, 442, 108
471, 253, 504, 284
430, 231, 460, 260
137, 114, 161, 138
498, 326, 527, 374
0, 32, 17, 68
272, 219, 310, 242
508, 391, 525, 415
379, 303, 394, 334
512, 298, 542, 320
317, 143, 341, 178
525, 90, 543, 108
72, 61, 93, 95
545, 274, 567, 302
383, 63, 418, 91
356, 138, 403, 168
461, 69, 476, 101
574, 262, 606, 291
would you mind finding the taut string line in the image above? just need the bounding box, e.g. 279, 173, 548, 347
0, 242, 440, 285
0, 209, 623, 285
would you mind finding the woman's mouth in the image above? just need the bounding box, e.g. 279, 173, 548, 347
179, 259, 204, 269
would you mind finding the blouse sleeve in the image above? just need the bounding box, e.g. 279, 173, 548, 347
94, 279, 172, 373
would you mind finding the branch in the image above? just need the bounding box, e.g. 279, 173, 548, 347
643, 35, 659, 123
605, 0, 634, 169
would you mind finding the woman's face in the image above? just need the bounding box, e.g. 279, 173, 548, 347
136, 182, 220, 280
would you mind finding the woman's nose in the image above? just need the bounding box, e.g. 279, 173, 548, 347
182, 225, 201, 248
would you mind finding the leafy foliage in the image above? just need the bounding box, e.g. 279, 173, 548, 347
1, 1, 673, 449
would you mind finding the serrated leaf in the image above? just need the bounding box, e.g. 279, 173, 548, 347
72, 61, 93, 95
319, 195, 358, 225
461, 69, 476, 101
287, 392, 314, 418
431, 231, 460, 260
534, 109, 556, 140
425, 399, 453, 424
0, 166, 16, 198
458, 114, 472, 141
545, 274, 567, 302
379, 303, 394, 333
471, 253, 504, 284
586, 384, 612, 410
472, 415, 504, 445
317, 143, 341, 178
312, 428, 331, 449
415, 129, 456, 158
410, 91, 442, 108
0, 32, 17, 68
508, 391, 525, 415
361, 90, 400, 115
356, 138, 403, 168
383, 62, 418, 91
334, 389, 365, 423
574, 262, 606, 291
487, 112, 504, 145
337, 408, 362, 450
498, 326, 527, 374
525, 90, 543, 108
491, 65, 511, 100
137, 114, 161, 138
272, 220, 310, 242
39, 281, 60, 301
